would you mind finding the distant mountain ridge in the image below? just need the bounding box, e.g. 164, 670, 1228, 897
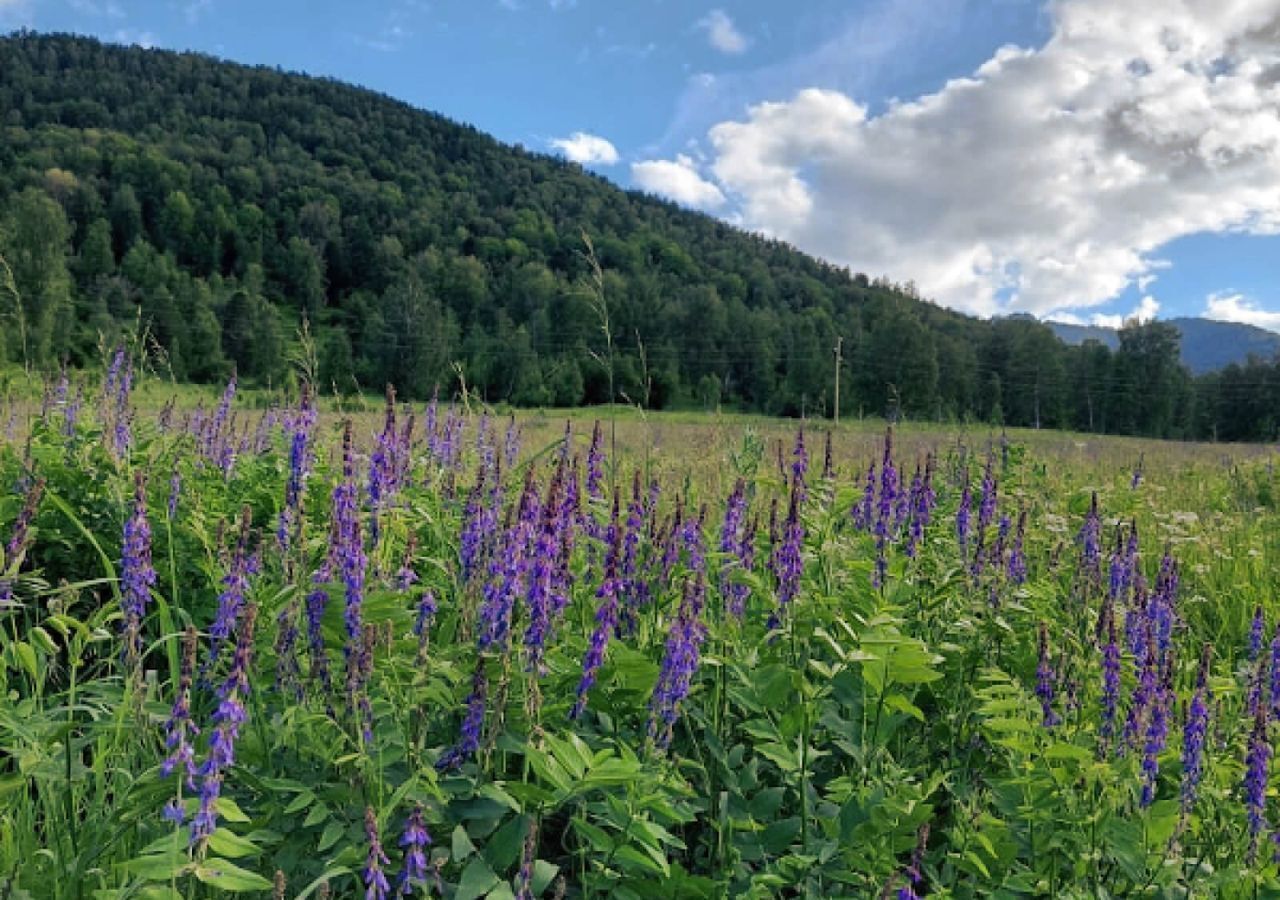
1047, 317, 1280, 375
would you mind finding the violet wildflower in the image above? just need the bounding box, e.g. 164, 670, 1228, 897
1269, 626, 1280, 724
684, 504, 707, 578
160, 627, 200, 796
367, 386, 399, 547
1107, 526, 1130, 601
459, 467, 491, 585
121, 472, 156, 672
853, 462, 875, 532
414, 590, 438, 664
1149, 549, 1179, 659
190, 603, 258, 848
822, 430, 834, 480
791, 427, 808, 503
1244, 701, 1271, 863
1123, 620, 1158, 753
1099, 600, 1121, 753
333, 422, 367, 652
1248, 648, 1269, 720
1250, 605, 1266, 662
305, 521, 338, 701
277, 384, 316, 553
167, 466, 182, 520
719, 479, 749, 616
1180, 644, 1212, 819
397, 803, 432, 895
550, 458, 580, 617
586, 420, 605, 502
515, 817, 539, 900
1078, 492, 1102, 583
1035, 622, 1060, 727
769, 488, 803, 628
274, 600, 303, 700
733, 516, 758, 619
436, 658, 488, 770
571, 510, 624, 719
364, 807, 391, 900
504, 415, 521, 470
4, 474, 44, 568
478, 472, 538, 652
895, 823, 929, 900
977, 451, 997, 533
103, 346, 134, 458
648, 571, 708, 749
956, 483, 971, 556
1140, 664, 1171, 807
524, 473, 566, 674
1131, 454, 1144, 490
1007, 509, 1027, 584
203, 508, 257, 676
63, 383, 83, 437
618, 471, 647, 623
203, 372, 237, 459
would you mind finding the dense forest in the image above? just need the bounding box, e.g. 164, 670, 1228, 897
1, 32, 1278, 440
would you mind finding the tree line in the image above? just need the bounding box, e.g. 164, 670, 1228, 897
2, 32, 1278, 441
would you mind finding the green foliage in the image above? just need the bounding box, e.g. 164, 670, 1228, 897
2, 369, 1280, 896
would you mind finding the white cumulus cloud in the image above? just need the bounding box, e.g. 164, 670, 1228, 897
549, 132, 620, 165
658, 0, 1280, 318
1204, 291, 1280, 331
1086, 295, 1162, 329
631, 154, 727, 210
698, 9, 749, 55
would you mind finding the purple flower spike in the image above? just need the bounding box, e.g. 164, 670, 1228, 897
190, 604, 258, 848
1180, 644, 1212, 818
648, 571, 708, 749
1249, 605, 1266, 662
364, 807, 391, 900
436, 658, 489, 770
1099, 600, 1121, 753
572, 504, 625, 719
1245, 701, 1271, 863
121, 473, 156, 672
1035, 622, 1060, 728
397, 803, 432, 895
160, 627, 200, 792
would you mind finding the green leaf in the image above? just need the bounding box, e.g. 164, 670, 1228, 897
283, 789, 316, 815
532, 860, 559, 895
193, 857, 273, 891
215, 797, 251, 823
453, 824, 478, 861
121, 852, 190, 882
302, 802, 329, 828
207, 828, 261, 859
455, 857, 501, 900
318, 820, 344, 852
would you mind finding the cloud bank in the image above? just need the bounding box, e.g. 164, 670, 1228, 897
642, 0, 1280, 318
1205, 291, 1280, 331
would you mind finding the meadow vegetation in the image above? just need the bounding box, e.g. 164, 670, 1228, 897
2, 354, 1280, 898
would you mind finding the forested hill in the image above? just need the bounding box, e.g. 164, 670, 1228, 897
2, 33, 1279, 440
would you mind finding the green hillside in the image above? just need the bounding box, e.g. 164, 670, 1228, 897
1, 32, 1278, 439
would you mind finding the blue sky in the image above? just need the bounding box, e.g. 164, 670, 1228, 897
6, 0, 1280, 330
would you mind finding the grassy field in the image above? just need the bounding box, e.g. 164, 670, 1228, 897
2, 362, 1280, 898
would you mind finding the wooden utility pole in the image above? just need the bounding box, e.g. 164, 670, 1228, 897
833, 336, 843, 425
